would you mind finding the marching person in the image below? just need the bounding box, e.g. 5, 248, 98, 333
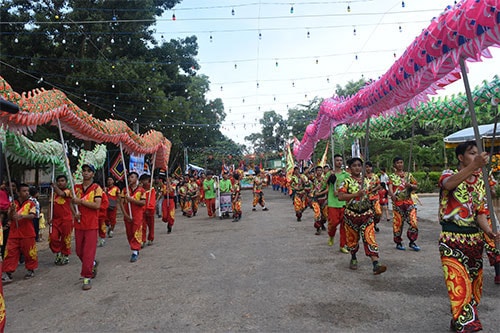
105, 176, 120, 238
337, 158, 387, 275
232, 172, 242, 222
72, 164, 102, 290
438, 141, 500, 332
388, 156, 420, 251
161, 177, 176, 233
203, 171, 216, 218
252, 167, 269, 211
2, 183, 38, 283
48, 175, 74, 265
140, 174, 156, 246
118, 172, 145, 262
327, 154, 349, 253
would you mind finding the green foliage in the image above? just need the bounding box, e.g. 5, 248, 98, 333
412, 171, 441, 193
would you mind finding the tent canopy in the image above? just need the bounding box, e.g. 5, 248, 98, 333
444, 123, 500, 147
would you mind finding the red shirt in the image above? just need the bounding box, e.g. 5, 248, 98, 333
145, 188, 156, 211
121, 186, 146, 220
74, 183, 103, 230
99, 192, 109, 219
9, 199, 36, 238
52, 189, 73, 223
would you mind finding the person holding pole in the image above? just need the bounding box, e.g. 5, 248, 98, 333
161, 176, 176, 233
139, 174, 155, 246
2, 183, 38, 282
48, 175, 74, 265
438, 141, 500, 332
118, 171, 145, 262
72, 164, 102, 291
105, 176, 120, 238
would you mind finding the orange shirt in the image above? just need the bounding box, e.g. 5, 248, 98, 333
121, 186, 146, 220
145, 188, 156, 211
74, 183, 103, 230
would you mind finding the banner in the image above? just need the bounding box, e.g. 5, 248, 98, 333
129, 154, 145, 176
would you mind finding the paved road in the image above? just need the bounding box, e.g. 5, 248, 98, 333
3, 190, 499, 332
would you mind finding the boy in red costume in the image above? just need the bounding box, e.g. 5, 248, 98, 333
48, 175, 74, 265
105, 176, 120, 238
72, 164, 102, 290
162, 177, 176, 233
2, 183, 37, 282
119, 172, 145, 262
140, 174, 156, 246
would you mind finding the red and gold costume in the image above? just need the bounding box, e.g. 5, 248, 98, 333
367, 173, 382, 225
142, 188, 156, 243
252, 174, 266, 208
311, 175, 328, 231
74, 182, 102, 279
121, 186, 145, 251
105, 184, 120, 230
388, 171, 418, 245
232, 182, 242, 220
49, 188, 73, 256
438, 169, 488, 333
186, 180, 199, 217
98, 192, 109, 239
290, 172, 308, 220
339, 176, 379, 257
3, 199, 38, 274
161, 182, 176, 228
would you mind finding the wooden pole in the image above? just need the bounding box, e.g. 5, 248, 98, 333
119, 142, 132, 219
56, 119, 79, 217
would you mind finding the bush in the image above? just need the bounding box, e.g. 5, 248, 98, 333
412, 171, 441, 193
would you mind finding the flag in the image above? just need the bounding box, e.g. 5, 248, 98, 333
173, 166, 182, 179
286, 143, 295, 182
110, 155, 125, 181
319, 141, 329, 167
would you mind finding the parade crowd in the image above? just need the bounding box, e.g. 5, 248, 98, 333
0, 141, 499, 332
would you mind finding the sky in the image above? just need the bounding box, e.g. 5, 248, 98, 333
155, 0, 500, 145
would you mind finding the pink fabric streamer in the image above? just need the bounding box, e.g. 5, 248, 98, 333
294, 0, 500, 160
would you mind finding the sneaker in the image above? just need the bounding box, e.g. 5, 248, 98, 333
147, 240, 153, 246
82, 278, 92, 291
262, 207, 269, 211
108, 230, 114, 238
373, 264, 387, 275
409, 242, 421, 251
349, 259, 358, 270
321, 224, 326, 231
340, 246, 349, 254
296, 217, 301, 222
54, 253, 62, 265
92, 260, 99, 278
315, 228, 321, 235
24, 270, 35, 279
98, 238, 106, 247
252, 207, 256, 211
374, 226, 380, 232
141, 242, 145, 249
494, 275, 500, 285
396, 243, 406, 251
130, 253, 139, 262
61, 255, 69, 265
167, 225, 172, 233
2, 272, 13, 283
328, 237, 334, 247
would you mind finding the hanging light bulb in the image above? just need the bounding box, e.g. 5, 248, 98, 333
172, 13, 176, 20
315, 59, 319, 64
62, 38, 66, 44
76, 81, 79, 86
234, 63, 237, 69
220, 86, 223, 91
231, 8, 235, 15
401, 1, 405, 8
111, 37, 115, 44
292, 82, 295, 87
353, 27, 356, 36
355, 55, 358, 60
111, 84, 115, 88
399, 25, 402, 32
393, 52, 397, 58
327, 78, 330, 83
209, 34, 213, 42
307, 31, 310, 38
347, 4, 351, 12
258, 32, 262, 40
256, 82, 259, 88
14, 37, 18, 43
275, 60, 278, 67
290, 6, 294, 14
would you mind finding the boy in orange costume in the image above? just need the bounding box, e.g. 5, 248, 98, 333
140, 174, 156, 246
48, 175, 73, 265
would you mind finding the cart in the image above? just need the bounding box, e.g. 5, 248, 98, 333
215, 176, 233, 219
